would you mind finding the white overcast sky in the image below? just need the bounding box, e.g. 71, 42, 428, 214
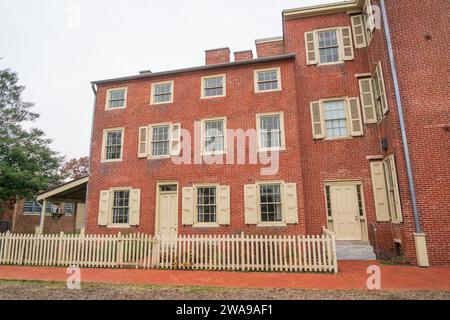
0, 0, 340, 159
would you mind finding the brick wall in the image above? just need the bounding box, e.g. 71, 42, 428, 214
87, 59, 308, 236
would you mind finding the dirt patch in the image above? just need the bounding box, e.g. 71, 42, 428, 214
0, 280, 449, 300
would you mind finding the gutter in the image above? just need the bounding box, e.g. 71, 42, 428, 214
91, 54, 296, 85
380, 0, 429, 266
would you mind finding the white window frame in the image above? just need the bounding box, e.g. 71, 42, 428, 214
314, 27, 344, 66
201, 74, 226, 99
256, 181, 287, 227
256, 112, 286, 152
108, 187, 132, 228
151, 80, 174, 105
149, 123, 172, 159
193, 184, 220, 228
320, 98, 352, 140
254, 67, 282, 93
101, 127, 125, 163
105, 87, 127, 110
201, 117, 227, 156
316, 28, 342, 65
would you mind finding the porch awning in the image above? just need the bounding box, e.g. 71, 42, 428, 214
37, 176, 89, 203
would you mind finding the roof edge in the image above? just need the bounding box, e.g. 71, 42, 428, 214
255, 36, 284, 45
92, 53, 296, 85
283, 0, 363, 19
37, 176, 89, 201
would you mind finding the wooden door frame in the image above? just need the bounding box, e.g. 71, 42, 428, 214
154, 181, 179, 237
324, 180, 368, 241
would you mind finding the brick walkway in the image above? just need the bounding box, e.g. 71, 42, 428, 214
0, 261, 449, 291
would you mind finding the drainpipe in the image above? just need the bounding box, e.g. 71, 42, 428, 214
379, 0, 429, 267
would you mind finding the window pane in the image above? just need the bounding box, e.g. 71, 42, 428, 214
64, 203, 74, 215
257, 70, 279, 91
152, 126, 170, 156
259, 115, 281, 149
197, 187, 217, 223
318, 30, 339, 63
154, 83, 172, 103
108, 89, 126, 108
112, 191, 129, 224
204, 120, 225, 152
105, 130, 122, 160
260, 184, 282, 222
324, 101, 348, 138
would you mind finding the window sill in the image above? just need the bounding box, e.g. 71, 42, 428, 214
317, 61, 344, 66
323, 136, 353, 141
257, 147, 285, 153
201, 151, 227, 156
255, 88, 282, 94
257, 222, 287, 228
151, 101, 173, 106
201, 95, 226, 100
105, 106, 126, 111
107, 224, 131, 229
192, 223, 220, 228
148, 155, 171, 160
101, 159, 123, 163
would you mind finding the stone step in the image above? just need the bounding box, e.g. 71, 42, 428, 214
336, 242, 376, 261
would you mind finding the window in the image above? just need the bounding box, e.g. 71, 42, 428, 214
64, 203, 74, 216
151, 81, 173, 104
356, 185, 364, 217
196, 187, 217, 224
305, 28, 354, 65
257, 113, 285, 151
323, 100, 348, 138
151, 125, 170, 157
23, 200, 42, 215
259, 184, 282, 223
325, 186, 332, 217
106, 88, 127, 109
202, 118, 226, 154
202, 75, 225, 98
102, 128, 124, 162
318, 30, 339, 64
310, 98, 363, 139
254, 68, 281, 92
111, 190, 130, 225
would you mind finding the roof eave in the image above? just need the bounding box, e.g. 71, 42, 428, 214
91, 53, 296, 86
283, 0, 364, 20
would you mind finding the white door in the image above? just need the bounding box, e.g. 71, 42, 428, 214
157, 185, 178, 238
330, 184, 362, 240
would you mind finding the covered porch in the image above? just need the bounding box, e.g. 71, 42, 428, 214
36, 176, 89, 234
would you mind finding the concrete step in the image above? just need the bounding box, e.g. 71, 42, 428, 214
336, 242, 376, 261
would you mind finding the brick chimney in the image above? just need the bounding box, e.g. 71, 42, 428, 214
234, 50, 253, 61
255, 37, 285, 58
205, 48, 231, 65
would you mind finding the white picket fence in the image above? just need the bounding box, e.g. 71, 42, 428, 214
0, 228, 337, 273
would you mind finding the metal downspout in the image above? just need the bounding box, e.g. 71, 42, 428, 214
379, 0, 422, 234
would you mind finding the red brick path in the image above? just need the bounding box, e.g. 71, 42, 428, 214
0, 261, 449, 291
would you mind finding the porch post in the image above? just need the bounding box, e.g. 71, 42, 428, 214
39, 199, 47, 234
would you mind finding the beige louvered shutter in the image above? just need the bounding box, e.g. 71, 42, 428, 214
347, 98, 363, 136
244, 184, 258, 225
284, 183, 299, 224
340, 27, 354, 61
387, 156, 403, 223
98, 190, 110, 226
170, 123, 181, 156
129, 189, 141, 226
358, 78, 377, 124
218, 185, 230, 225
370, 162, 390, 222
351, 15, 367, 48
138, 126, 148, 158
182, 187, 194, 225
304, 31, 318, 65
377, 63, 389, 115
310, 101, 324, 139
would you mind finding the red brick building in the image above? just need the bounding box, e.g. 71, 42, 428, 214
83, 0, 449, 265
